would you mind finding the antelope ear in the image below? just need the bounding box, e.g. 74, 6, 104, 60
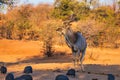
56, 28, 62, 31
56, 28, 60, 31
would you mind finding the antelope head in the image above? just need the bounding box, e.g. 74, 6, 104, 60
56, 14, 76, 35
56, 22, 72, 35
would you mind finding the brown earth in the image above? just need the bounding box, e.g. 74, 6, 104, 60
0, 39, 120, 80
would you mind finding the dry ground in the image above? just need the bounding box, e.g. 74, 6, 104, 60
0, 39, 120, 80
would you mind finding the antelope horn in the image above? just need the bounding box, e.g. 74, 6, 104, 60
63, 14, 76, 24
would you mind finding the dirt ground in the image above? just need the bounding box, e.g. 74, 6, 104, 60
0, 39, 120, 80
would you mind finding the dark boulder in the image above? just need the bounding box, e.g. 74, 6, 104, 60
0, 66, 7, 74
23, 66, 33, 74
15, 75, 33, 80
5, 73, 14, 80
108, 74, 115, 80
66, 69, 75, 77
55, 75, 69, 80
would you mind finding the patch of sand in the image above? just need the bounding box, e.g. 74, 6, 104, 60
0, 40, 120, 80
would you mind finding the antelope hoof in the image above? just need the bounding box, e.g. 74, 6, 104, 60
81, 68, 85, 72
82, 70, 85, 73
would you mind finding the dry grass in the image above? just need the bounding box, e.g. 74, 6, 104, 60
0, 39, 120, 80
0, 39, 120, 72
0, 39, 42, 62
0, 39, 120, 64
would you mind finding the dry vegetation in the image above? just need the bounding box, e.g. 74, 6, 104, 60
0, 0, 120, 48
0, 0, 120, 80
0, 39, 120, 65
0, 39, 120, 80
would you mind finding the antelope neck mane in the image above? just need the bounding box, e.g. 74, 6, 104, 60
65, 28, 78, 44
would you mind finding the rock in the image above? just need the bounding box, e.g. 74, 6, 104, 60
66, 69, 75, 77
55, 75, 69, 80
5, 73, 14, 80
1, 66, 7, 74
23, 66, 33, 74
92, 78, 98, 80
108, 74, 115, 80
15, 75, 33, 80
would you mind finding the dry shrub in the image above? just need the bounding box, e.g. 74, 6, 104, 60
74, 20, 105, 47
41, 20, 62, 57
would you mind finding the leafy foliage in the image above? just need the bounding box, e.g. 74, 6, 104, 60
0, 1, 120, 49
41, 20, 60, 57
92, 6, 115, 22
0, 0, 18, 11
52, 0, 90, 20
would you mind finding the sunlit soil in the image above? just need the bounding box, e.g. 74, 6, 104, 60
0, 39, 120, 64
0, 39, 120, 80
